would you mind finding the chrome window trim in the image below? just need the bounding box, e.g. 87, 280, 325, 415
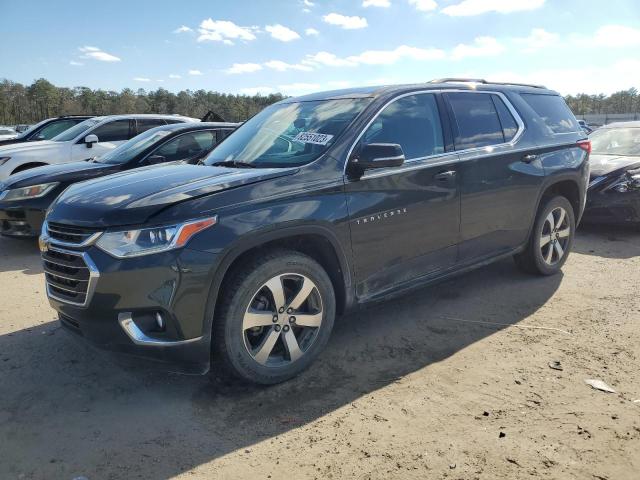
343, 89, 526, 175
43, 245, 100, 308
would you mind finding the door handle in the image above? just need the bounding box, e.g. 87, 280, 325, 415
522, 154, 538, 163
434, 170, 457, 181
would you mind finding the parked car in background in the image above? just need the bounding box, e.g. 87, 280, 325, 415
0, 122, 238, 237
0, 114, 199, 180
583, 121, 640, 225
0, 127, 18, 141
0, 116, 92, 147
39, 79, 589, 384
14, 124, 31, 133
578, 120, 594, 135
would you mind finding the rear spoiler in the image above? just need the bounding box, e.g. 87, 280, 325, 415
201, 110, 227, 122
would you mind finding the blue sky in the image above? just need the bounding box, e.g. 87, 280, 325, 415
1, 0, 639, 96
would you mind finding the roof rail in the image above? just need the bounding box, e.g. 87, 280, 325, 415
428, 78, 547, 89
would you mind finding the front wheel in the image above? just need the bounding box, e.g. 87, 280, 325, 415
514, 195, 576, 275
213, 249, 336, 384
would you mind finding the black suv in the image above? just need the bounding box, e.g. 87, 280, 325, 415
0, 115, 92, 146
40, 79, 590, 384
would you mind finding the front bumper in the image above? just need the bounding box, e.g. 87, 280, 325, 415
583, 189, 640, 225
42, 241, 220, 373
0, 205, 45, 237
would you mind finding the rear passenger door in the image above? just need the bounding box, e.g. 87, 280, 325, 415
444, 91, 543, 263
345, 92, 461, 300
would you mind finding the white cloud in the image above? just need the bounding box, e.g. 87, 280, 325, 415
487, 58, 640, 95
514, 28, 559, 52
197, 18, 257, 44
264, 60, 313, 72
265, 24, 301, 42
347, 45, 445, 64
323, 13, 368, 29
240, 86, 278, 96
78, 46, 121, 62
442, 0, 545, 16
226, 63, 263, 74
408, 0, 437, 12
304, 51, 358, 67
363, 0, 391, 7
133, 77, 151, 82
278, 82, 322, 96
451, 36, 505, 59
305, 28, 319, 36
188, 69, 203, 76
69, 60, 83, 66
169, 74, 182, 79
173, 25, 192, 33
593, 24, 640, 47
303, 0, 314, 6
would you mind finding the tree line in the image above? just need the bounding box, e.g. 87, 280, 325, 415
1, 78, 638, 126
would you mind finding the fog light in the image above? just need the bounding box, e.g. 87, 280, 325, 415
155, 312, 165, 330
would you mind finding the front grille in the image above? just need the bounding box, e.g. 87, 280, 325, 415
47, 222, 100, 246
42, 248, 91, 305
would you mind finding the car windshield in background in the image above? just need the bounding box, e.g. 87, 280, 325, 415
51, 118, 100, 142
98, 128, 172, 164
590, 127, 640, 156
204, 98, 371, 168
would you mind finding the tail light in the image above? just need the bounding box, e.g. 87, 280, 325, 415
577, 139, 591, 154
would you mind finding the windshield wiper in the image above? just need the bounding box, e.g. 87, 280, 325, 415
210, 160, 256, 169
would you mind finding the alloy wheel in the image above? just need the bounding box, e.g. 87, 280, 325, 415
540, 206, 571, 265
242, 273, 323, 367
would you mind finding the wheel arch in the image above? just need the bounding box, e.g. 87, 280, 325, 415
11, 162, 49, 175
204, 224, 354, 339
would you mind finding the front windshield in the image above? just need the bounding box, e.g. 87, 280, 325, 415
591, 127, 640, 156
52, 118, 100, 142
204, 98, 371, 168
98, 128, 172, 164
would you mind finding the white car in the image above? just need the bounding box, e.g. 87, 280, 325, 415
0, 127, 18, 141
0, 114, 199, 180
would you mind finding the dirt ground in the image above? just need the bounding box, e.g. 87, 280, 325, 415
0, 225, 638, 480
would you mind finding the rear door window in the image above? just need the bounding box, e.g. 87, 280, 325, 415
91, 120, 132, 142
446, 92, 505, 150
491, 96, 519, 142
520, 93, 580, 134
136, 119, 166, 135
361, 93, 444, 160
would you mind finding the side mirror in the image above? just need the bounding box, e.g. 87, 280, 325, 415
146, 154, 165, 165
84, 134, 99, 148
351, 143, 405, 171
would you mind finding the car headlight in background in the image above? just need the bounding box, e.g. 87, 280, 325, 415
607, 168, 640, 193
0, 157, 11, 166
0, 182, 59, 201
95, 216, 217, 258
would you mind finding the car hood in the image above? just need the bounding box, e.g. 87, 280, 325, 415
1, 161, 116, 189
590, 154, 640, 177
0, 139, 63, 154
47, 164, 297, 227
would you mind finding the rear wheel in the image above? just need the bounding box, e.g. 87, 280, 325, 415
514, 195, 575, 275
213, 249, 336, 384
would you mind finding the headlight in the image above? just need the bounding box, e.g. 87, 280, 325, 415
0, 182, 59, 201
608, 168, 640, 193
0, 157, 10, 166
95, 217, 217, 258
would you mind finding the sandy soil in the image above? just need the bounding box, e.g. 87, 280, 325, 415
0, 225, 639, 480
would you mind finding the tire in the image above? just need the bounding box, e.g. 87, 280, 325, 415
514, 195, 576, 276
212, 249, 336, 385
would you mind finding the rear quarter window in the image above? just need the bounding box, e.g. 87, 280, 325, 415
520, 93, 580, 134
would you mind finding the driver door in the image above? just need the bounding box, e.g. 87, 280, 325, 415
344, 92, 461, 300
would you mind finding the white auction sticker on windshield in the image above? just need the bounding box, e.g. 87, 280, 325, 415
293, 132, 334, 146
